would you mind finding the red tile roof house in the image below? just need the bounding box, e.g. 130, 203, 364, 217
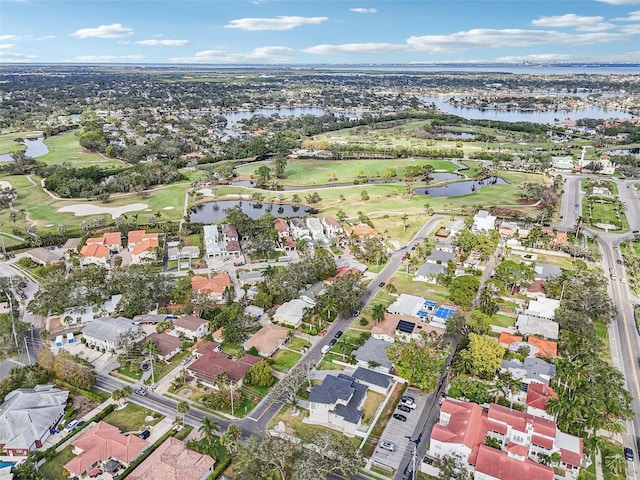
428, 398, 583, 480
127, 437, 215, 480
64, 421, 148, 477
187, 341, 261, 387
173, 315, 209, 340
525, 383, 557, 421
128, 231, 160, 264
191, 272, 231, 302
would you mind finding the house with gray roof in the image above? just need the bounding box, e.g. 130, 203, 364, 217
426, 250, 456, 265
351, 367, 393, 394
387, 293, 425, 317
414, 262, 446, 284
306, 217, 330, 247
0, 385, 69, 456
273, 299, 312, 327
353, 338, 394, 373
307, 374, 368, 437
82, 316, 141, 352
501, 357, 556, 389
515, 314, 559, 340
534, 263, 563, 281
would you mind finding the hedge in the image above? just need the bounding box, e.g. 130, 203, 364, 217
55, 379, 108, 403
208, 457, 232, 480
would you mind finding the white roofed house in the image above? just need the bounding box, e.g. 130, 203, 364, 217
172, 315, 209, 340
203, 225, 224, 257
82, 316, 142, 352
306, 217, 330, 247
167, 245, 200, 261
289, 218, 311, 241
472, 210, 497, 233
273, 299, 313, 328
322, 216, 344, 237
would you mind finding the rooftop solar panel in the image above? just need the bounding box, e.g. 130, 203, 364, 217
397, 320, 415, 333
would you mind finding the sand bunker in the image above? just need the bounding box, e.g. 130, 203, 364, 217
57, 203, 149, 219
162, 206, 175, 210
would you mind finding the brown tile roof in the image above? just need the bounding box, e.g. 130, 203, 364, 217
498, 332, 523, 346
132, 238, 159, 255
344, 223, 381, 238
189, 341, 261, 383
127, 437, 215, 480
431, 399, 485, 451
145, 332, 182, 357
64, 421, 148, 475
526, 384, 556, 412
103, 232, 122, 245
191, 273, 231, 296
527, 336, 558, 358
243, 323, 289, 355
174, 315, 207, 331
273, 218, 289, 233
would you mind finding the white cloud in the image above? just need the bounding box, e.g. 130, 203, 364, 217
0, 51, 37, 62
531, 14, 613, 31
0, 44, 16, 49
71, 23, 134, 39
135, 39, 189, 46
613, 10, 640, 20
495, 53, 573, 62
406, 28, 627, 52
596, 0, 640, 4
350, 8, 377, 14
225, 16, 328, 31
0, 35, 20, 41
72, 54, 143, 62
303, 42, 405, 55
171, 46, 294, 63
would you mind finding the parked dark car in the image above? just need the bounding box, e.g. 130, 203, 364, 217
397, 404, 411, 413
401, 395, 415, 404
329, 338, 337, 346
392, 413, 407, 422
625, 446, 634, 461
139, 429, 151, 440
335, 330, 343, 339
378, 281, 385, 288
141, 363, 150, 371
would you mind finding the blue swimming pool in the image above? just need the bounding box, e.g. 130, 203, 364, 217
0, 461, 16, 468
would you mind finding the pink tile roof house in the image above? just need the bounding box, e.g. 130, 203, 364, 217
64, 421, 148, 476
127, 437, 215, 480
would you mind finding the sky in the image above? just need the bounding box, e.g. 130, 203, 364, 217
2, 0, 640, 64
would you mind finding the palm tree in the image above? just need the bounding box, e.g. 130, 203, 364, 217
400, 213, 409, 234
198, 416, 220, 441
385, 283, 397, 295
323, 295, 337, 321
604, 452, 626, 475
145, 340, 159, 384
603, 418, 625, 440
220, 424, 242, 454
176, 400, 190, 427
371, 303, 386, 325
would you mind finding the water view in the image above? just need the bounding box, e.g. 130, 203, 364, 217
421, 96, 637, 124
0, 137, 49, 162
189, 200, 313, 223
414, 177, 508, 196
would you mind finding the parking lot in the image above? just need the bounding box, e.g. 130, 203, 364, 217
370, 388, 427, 471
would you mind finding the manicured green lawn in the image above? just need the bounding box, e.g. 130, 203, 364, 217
316, 352, 346, 370
491, 314, 516, 328
271, 349, 302, 372
102, 402, 163, 433
361, 390, 385, 425
583, 197, 629, 232
40, 444, 75, 480
145, 350, 190, 384
39, 131, 125, 168
116, 364, 143, 381
288, 336, 311, 352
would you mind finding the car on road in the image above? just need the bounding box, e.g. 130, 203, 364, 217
139, 429, 151, 440
379, 440, 396, 452
134, 388, 148, 396
321, 345, 331, 354
625, 447, 634, 461
329, 338, 337, 346
575, 203, 579, 207
141, 363, 150, 371
397, 404, 411, 413
634, 230, 639, 234
335, 330, 343, 338
392, 413, 407, 422
353, 310, 360, 317
617, 259, 623, 264
378, 281, 385, 288
622, 278, 627, 283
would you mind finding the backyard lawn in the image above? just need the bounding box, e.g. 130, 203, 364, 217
145, 350, 191, 384
40, 444, 75, 480
102, 402, 163, 433
361, 390, 385, 425
288, 336, 311, 352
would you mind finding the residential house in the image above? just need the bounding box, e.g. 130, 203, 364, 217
130, 236, 159, 264
322, 216, 344, 237
515, 298, 560, 339
273, 218, 290, 239
306, 217, 330, 247
527, 337, 558, 359
80, 243, 110, 267
0, 385, 69, 456
307, 373, 368, 437
203, 225, 224, 257
243, 322, 289, 357
273, 299, 313, 327
127, 230, 159, 249
344, 223, 381, 239
127, 437, 215, 480
25, 247, 63, 266
86, 232, 121, 253
350, 367, 393, 395
188, 341, 261, 387
414, 250, 454, 283
289, 218, 312, 241
191, 272, 232, 301
144, 332, 182, 362
352, 337, 394, 373
168, 245, 200, 261
64, 421, 148, 477
371, 314, 444, 343
429, 399, 583, 480
498, 221, 519, 237
221, 224, 242, 257
551, 155, 574, 171
526, 384, 557, 421
173, 315, 209, 340
501, 357, 556, 389
61, 294, 122, 325
472, 210, 497, 233
300, 282, 325, 305
534, 264, 563, 281
62, 237, 82, 252
82, 316, 141, 352
426, 250, 456, 265
238, 270, 264, 285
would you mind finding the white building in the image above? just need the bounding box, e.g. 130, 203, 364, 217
82, 316, 141, 352
472, 210, 497, 233
273, 299, 313, 327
